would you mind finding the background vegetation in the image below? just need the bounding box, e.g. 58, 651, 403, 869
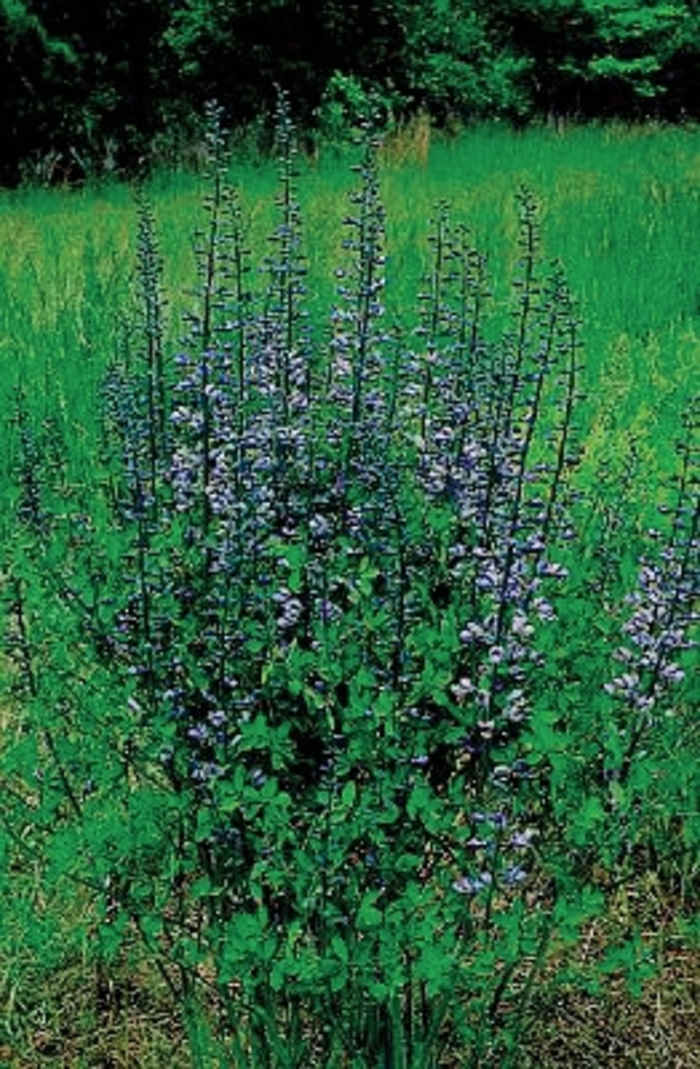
2, 0, 700, 183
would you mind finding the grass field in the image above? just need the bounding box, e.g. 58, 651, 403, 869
0, 120, 698, 1067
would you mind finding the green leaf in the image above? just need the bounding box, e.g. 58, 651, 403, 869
330, 933, 349, 964
357, 892, 383, 929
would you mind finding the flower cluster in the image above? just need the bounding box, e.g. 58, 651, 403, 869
158, 128, 582, 895
605, 552, 696, 705
602, 421, 698, 785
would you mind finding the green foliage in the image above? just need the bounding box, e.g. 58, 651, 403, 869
315, 72, 402, 144
575, 0, 691, 106
0, 110, 698, 1066
398, 0, 533, 119
3, 0, 700, 183
479, 0, 700, 117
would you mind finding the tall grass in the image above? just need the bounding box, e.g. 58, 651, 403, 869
0, 112, 698, 1066
1, 120, 698, 487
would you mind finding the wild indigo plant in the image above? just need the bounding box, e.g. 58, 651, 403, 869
10, 388, 47, 532
1, 97, 697, 1069
103, 99, 585, 1062
600, 401, 698, 847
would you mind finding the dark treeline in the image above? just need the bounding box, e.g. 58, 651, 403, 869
2, 0, 700, 184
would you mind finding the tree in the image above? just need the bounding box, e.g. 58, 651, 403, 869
166, 0, 331, 128
481, 0, 697, 118
2, 0, 700, 185
34, 0, 173, 172
0, 0, 77, 182
395, 0, 533, 120
590, 1, 693, 114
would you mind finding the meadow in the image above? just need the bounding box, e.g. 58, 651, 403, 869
0, 113, 697, 1067
1, 120, 699, 494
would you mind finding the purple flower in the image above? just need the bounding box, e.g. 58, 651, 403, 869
502, 865, 528, 886
510, 829, 537, 849
453, 871, 493, 895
